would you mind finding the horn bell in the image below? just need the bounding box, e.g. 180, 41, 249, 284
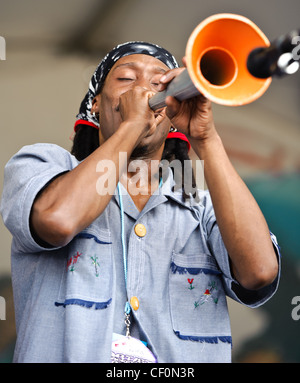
186, 13, 272, 106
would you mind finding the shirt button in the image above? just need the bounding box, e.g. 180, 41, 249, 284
130, 296, 140, 311
134, 223, 146, 237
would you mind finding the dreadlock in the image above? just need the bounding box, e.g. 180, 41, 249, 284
71, 125, 198, 201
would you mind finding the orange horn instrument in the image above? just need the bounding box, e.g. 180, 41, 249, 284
149, 13, 272, 109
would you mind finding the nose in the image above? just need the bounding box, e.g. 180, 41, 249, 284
134, 76, 159, 92
135, 77, 152, 90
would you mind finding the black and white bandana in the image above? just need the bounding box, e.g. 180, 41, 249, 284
74, 41, 179, 131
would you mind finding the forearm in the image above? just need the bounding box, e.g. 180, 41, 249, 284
31, 121, 139, 247
191, 132, 278, 290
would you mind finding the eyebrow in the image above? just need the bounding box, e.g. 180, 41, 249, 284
112, 62, 167, 74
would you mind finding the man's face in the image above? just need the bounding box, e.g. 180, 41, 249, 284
97, 54, 172, 156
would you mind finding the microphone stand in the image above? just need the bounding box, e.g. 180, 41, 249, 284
247, 28, 300, 79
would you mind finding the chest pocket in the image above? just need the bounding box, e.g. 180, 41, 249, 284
56, 227, 113, 310
169, 251, 232, 344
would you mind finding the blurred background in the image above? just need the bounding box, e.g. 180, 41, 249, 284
0, 0, 299, 363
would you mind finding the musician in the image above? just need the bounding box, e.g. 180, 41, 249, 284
0, 42, 280, 363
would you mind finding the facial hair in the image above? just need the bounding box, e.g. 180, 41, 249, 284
130, 144, 150, 159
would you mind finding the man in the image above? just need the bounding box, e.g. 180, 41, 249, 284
1, 42, 280, 363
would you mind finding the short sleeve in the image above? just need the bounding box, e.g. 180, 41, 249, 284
0, 143, 79, 253
201, 191, 281, 308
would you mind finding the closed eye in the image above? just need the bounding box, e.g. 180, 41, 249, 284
151, 74, 164, 88
117, 78, 134, 81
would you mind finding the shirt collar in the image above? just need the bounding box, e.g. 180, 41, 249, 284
113, 168, 197, 220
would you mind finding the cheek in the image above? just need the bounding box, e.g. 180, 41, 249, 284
99, 94, 122, 140
100, 92, 115, 113
101, 85, 123, 109
99, 89, 112, 112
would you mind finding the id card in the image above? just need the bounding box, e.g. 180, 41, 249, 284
111, 333, 157, 363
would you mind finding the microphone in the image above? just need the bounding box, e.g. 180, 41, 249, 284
247, 29, 300, 78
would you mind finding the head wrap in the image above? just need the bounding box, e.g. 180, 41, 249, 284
74, 41, 190, 149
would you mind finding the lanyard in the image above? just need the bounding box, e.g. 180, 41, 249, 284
117, 182, 131, 336
117, 178, 162, 337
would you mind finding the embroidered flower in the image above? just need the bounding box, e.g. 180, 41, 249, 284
195, 280, 218, 307
67, 251, 82, 272
187, 278, 195, 290
91, 255, 100, 277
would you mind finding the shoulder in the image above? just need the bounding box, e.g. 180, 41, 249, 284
189, 188, 214, 215
186, 188, 217, 233
6, 143, 79, 169
12, 143, 75, 161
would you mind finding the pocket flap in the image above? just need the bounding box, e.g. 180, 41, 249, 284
171, 251, 221, 275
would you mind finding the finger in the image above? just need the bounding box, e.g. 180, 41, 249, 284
165, 96, 181, 119
159, 68, 185, 85
195, 93, 211, 111
158, 68, 185, 92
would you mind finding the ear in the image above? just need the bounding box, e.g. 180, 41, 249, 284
91, 94, 101, 114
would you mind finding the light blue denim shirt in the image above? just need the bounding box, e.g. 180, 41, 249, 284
0, 144, 280, 363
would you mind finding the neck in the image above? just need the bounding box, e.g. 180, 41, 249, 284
120, 148, 163, 211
